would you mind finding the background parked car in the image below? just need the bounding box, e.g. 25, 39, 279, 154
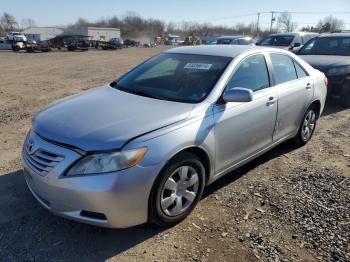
298, 32, 350, 107
0, 37, 12, 50
124, 39, 140, 47
215, 36, 254, 45
256, 32, 318, 52
24, 39, 38, 52
108, 38, 123, 48
37, 40, 51, 52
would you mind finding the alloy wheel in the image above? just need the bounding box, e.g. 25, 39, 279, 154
301, 109, 316, 142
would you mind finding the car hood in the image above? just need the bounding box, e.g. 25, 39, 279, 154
33, 86, 194, 151
298, 55, 350, 73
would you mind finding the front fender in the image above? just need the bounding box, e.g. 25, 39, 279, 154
123, 111, 216, 178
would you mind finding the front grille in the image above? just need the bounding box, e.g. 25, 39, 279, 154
23, 147, 64, 176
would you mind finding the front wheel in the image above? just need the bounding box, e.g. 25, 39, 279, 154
293, 105, 318, 146
150, 152, 205, 227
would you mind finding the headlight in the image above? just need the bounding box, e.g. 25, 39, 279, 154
328, 65, 350, 76
66, 147, 147, 176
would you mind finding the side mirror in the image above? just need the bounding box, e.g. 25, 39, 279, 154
222, 87, 253, 103
290, 43, 301, 49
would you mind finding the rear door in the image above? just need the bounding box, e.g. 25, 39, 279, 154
268, 53, 314, 141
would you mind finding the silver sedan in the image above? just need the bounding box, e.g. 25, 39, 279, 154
22, 45, 327, 228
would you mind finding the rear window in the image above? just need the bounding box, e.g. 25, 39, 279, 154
294, 62, 308, 78
114, 53, 232, 103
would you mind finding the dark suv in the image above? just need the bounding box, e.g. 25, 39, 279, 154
298, 33, 350, 107
257, 32, 318, 52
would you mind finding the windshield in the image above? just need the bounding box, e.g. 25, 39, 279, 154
258, 35, 294, 46
299, 37, 350, 56
113, 53, 232, 103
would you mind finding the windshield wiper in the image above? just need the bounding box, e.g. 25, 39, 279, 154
111, 82, 169, 101
124, 89, 166, 100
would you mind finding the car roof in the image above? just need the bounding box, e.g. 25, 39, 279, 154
165, 45, 276, 58
216, 35, 251, 39
269, 32, 318, 37
318, 32, 350, 38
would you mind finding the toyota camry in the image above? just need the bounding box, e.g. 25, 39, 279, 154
22, 45, 327, 228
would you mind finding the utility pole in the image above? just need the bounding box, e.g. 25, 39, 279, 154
256, 12, 260, 38
270, 11, 275, 33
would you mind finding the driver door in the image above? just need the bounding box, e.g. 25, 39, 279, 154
213, 54, 278, 174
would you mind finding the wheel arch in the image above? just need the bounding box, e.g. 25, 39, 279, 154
147, 145, 212, 224
310, 99, 321, 118
159, 145, 212, 185
179, 146, 212, 185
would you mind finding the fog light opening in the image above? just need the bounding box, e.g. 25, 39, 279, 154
80, 210, 107, 221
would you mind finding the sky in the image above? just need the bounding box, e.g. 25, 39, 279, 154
1, 0, 350, 30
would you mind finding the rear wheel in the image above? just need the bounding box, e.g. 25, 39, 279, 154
293, 105, 318, 146
150, 152, 205, 227
12, 46, 20, 52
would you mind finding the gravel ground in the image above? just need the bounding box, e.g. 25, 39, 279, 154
247, 169, 350, 261
0, 48, 349, 261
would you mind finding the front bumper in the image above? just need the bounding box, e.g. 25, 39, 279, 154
22, 132, 163, 228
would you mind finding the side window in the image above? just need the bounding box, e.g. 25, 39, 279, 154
302, 38, 316, 53
270, 54, 298, 85
227, 54, 270, 92
303, 35, 314, 44
293, 35, 302, 45
231, 39, 240, 45
238, 39, 250, 45
294, 61, 308, 78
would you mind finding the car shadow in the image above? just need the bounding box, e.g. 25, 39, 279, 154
0, 170, 164, 261
203, 140, 297, 198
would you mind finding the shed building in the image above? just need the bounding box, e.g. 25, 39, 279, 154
23, 27, 121, 41
23, 27, 64, 41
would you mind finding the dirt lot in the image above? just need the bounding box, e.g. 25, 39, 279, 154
0, 48, 349, 262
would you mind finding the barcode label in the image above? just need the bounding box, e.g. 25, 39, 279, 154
184, 63, 212, 70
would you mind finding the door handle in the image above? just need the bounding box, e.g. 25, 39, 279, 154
266, 96, 276, 106
306, 83, 312, 90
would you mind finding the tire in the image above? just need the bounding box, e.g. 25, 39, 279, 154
293, 105, 318, 146
150, 152, 205, 227
339, 85, 350, 108
12, 46, 20, 52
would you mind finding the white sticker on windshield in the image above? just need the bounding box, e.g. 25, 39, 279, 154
184, 63, 212, 70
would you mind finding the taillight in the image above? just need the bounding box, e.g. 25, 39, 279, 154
324, 77, 328, 88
